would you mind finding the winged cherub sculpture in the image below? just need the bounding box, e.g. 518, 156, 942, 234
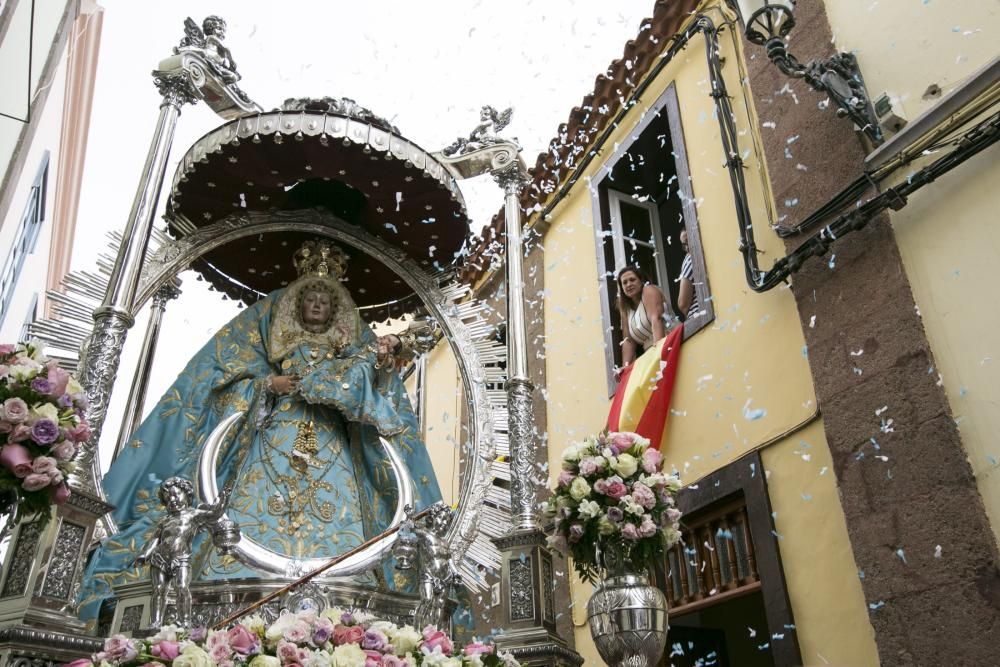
442, 105, 515, 156
176, 15, 240, 84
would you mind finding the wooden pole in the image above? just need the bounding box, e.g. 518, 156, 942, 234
212, 507, 431, 629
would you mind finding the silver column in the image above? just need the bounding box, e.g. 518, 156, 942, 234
111, 280, 182, 463
72, 76, 196, 494
495, 166, 538, 532
493, 164, 581, 666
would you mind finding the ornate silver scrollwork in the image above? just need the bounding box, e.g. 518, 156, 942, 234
506, 379, 538, 531
72, 309, 133, 493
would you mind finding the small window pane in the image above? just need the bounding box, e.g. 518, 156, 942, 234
715, 529, 732, 585
732, 520, 751, 579
625, 243, 657, 282
619, 200, 653, 241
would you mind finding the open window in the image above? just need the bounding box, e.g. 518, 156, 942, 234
591, 84, 714, 394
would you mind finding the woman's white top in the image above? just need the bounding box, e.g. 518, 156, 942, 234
627, 298, 668, 350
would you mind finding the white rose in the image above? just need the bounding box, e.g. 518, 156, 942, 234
369, 620, 398, 637
31, 402, 60, 422
66, 376, 84, 396
561, 444, 582, 463
577, 499, 601, 519
151, 624, 180, 642
173, 645, 214, 667
320, 606, 346, 622
568, 477, 591, 502
264, 612, 297, 644
614, 453, 638, 478
391, 625, 422, 655
597, 516, 615, 536
248, 656, 281, 667
332, 643, 367, 667
303, 649, 334, 667
243, 614, 267, 635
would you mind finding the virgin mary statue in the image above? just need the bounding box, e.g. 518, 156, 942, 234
80, 240, 441, 621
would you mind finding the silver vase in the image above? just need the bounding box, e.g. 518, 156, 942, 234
587, 571, 668, 667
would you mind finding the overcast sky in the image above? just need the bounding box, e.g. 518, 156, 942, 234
71, 0, 658, 463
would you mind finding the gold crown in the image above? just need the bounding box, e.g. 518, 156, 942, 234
293, 241, 348, 279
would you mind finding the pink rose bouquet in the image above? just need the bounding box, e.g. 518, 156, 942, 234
0, 341, 88, 525
543, 431, 683, 582
69, 611, 520, 667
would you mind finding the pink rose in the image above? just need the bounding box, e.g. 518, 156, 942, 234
98, 635, 138, 663
622, 523, 640, 540
578, 458, 599, 477
642, 448, 663, 474
2, 398, 28, 424
365, 650, 382, 667
209, 643, 233, 664
228, 625, 258, 655
22, 473, 52, 492
66, 421, 92, 444
64, 660, 92, 667
32, 456, 58, 475
421, 629, 454, 656
151, 640, 181, 661
47, 363, 70, 396
380, 656, 407, 667
605, 480, 628, 500
333, 624, 364, 646
464, 642, 494, 656
0, 344, 14, 356
631, 483, 656, 510
282, 619, 310, 643
50, 482, 71, 504
639, 516, 658, 538
0, 443, 34, 478
557, 470, 573, 488
611, 432, 633, 450
9, 424, 31, 443
50, 441, 75, 462
593, 478, 609, 494
276, 640, 300, 664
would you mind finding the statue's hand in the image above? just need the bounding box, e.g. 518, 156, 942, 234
268, 375, 300, 395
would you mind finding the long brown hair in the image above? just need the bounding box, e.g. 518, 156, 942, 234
616, 264, 653, 314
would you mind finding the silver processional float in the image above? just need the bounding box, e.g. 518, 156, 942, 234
0, 14, 580, 667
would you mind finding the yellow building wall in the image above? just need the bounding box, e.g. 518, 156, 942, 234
824, 1, 1000, 545
416, 341, 462, 507
823, 0, 998, 122
541, 5, 878, 663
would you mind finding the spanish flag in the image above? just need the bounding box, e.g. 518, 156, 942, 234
607, 325, 683, 450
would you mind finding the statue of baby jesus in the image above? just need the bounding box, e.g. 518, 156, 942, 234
136, 477, 233, 628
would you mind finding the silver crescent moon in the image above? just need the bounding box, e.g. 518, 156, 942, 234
196, 410, 415, 577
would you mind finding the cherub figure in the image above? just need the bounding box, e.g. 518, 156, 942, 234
177, 16, 239, 83
393, 502, 460, 629
136, 477, 233, 627
442, 105, 515, 156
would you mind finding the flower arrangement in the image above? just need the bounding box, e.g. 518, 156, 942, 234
543, 431, 683, 583
0, 341, 88, 523
69, 610, 519, 667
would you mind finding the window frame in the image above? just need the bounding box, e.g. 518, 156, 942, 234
652, 451, 803, 666
0, 151, 49, 327
590, 83, 715, 396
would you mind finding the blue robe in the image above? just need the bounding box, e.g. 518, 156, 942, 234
79, 289, 441, 622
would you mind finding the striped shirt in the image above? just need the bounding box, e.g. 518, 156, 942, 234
679, 253, 701, 319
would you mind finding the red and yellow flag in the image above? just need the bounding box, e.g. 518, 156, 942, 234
607, 325, 683, 450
